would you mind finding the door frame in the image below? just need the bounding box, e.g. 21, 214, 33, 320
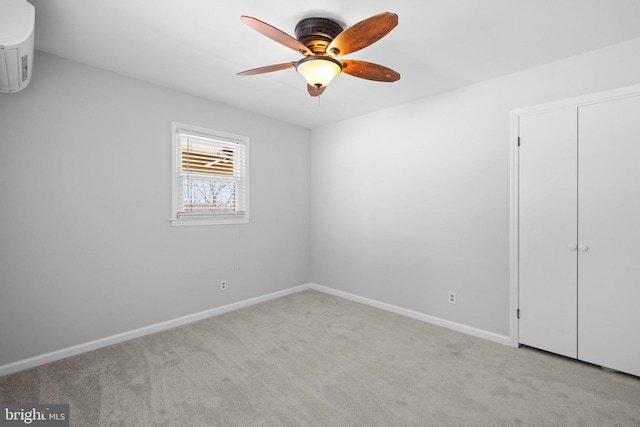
509, 83, 640, 347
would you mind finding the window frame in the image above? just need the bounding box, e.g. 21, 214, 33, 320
170, 121, 250, 226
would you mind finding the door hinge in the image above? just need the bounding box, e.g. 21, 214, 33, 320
517, 137, 521, 147
517, 309, 520, 319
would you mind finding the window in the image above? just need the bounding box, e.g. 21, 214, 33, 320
171, 122, 250, 226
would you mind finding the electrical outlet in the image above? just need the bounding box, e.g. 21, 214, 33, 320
220, 280, 227, 291
448, 291, 456, 305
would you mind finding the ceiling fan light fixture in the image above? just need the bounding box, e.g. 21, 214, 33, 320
238, 13, 400, 96
295, 56, 342, 88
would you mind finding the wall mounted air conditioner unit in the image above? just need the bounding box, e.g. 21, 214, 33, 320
0, 0, 35, 93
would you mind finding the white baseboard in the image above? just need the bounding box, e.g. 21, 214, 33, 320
0, 284, 312, 377
309, 283, 513, 347
1, 282, 512, 377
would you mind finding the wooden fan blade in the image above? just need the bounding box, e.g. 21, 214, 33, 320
307, 84, 326, 97
241, 16, 312, 56
340, 60, 400, 82
327, 12, 398, 56
237, 62, 296, 76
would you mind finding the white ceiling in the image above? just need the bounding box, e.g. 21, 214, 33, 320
28, 0, 640, 129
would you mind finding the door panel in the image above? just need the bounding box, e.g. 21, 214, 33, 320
578, 95, 640, 376
519, 107, 578, 358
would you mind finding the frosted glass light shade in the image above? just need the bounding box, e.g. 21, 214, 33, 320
296, 57, 342, 88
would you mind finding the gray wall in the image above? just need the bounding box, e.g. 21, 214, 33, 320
0, 52, 311, 366
310, 38, 640, 337
4, 37, 640, 368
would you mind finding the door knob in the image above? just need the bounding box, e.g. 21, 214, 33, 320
568, 243, 578, 251
578, 244, 589, 252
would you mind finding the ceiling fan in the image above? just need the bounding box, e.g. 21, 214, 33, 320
237, 12, 400, 97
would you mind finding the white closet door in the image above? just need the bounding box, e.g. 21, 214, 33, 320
519, 107, 578, 358
578, 95, 640, 377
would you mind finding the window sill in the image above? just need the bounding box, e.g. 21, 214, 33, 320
170, 217, 251, 226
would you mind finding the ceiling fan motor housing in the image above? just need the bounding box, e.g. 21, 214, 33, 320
294, 18, 343, 54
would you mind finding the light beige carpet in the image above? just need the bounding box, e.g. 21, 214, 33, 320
1, 290, 639, 426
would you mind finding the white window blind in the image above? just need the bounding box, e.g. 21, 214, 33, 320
171, 122, 250, 225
